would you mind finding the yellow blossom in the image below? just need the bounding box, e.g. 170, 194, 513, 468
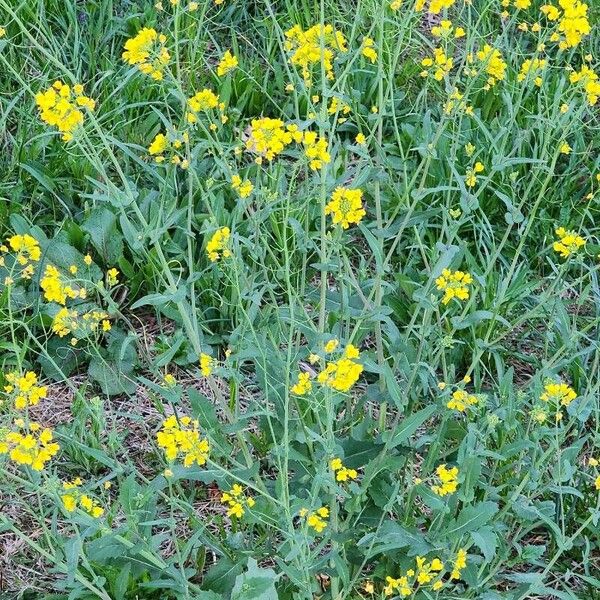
156, 414, 210, 467
217, 50, 238, 76
122, 28, 170, 80
325, 187, 366, 229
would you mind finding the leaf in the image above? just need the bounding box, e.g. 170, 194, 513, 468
380, 405, 436, 448
357, 521, 432, 557
444, 501, 498, 537
470, 526, 498, 562
82, 207, 124, 264
202, 557, 244, 595
231, 558, 279, 600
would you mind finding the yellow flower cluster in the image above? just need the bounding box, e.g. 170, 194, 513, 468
291, 371, 312, 395
431, 20, 465, 38
35, 81, 95, 141
443, 88, 473, 115
553, 227, 586, 258
518, 58, 547, 87
200, 353, 215, 376
148, 131, 190, 168
361, 38, 377, 63
61, 478, 104, 518
541, 0, 590, 49
217, 50, 238, 76
122, 27, 170, 80
431, 464, 459, 496
245, 117, 293, 162
330, 457, 358, 482
52, 307, 111, 340
284, 24, 347, 84
299, 506, 329, 533
220, 483, 255, 517
435, 269, 474, 305
3, 371, 48, 410
466, 45, 507, 89
383, 549, 466, 596
447, 389, 478, 412
317, 343, 363, 392
300, 131, 331, 171
569, 65, 600, 106
0, 420, 59, 471
540, 382, 577, 406
206, 227, 231, 262
415, 0, 456, 14
328, 97, 351, 121
420, 48, 453, 81
156, 414, 210, 467
325, 187, 366, 229
231, 174, 254, 198
186, 88, 223, 123
0, 234, 41, 282
41, 264, 86, 305
465, 161, 485, 187
451, 548, 467, 580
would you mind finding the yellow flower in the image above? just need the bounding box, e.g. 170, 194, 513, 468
420, 47, 453, 81
221, 484, 255, 517
595, 475, 600, 491
3, 371, 48, 410
231, 174, 254, 198
302, 506, 329, 533
122, 28, 170, 80
541, 0, 590, 48
431, 464, 459, 496
450, 548, 467, 580
330, 457, 358, 482
569, 65, 600, 106
163, 373, 177, 387
217, 50, 238, 76
300, 130, 330, 170
106, 268, 119, 286
317, 344, 363, 392
517, 58, 546, 86
291, 372, 312, 395
7, 234, 41, 263
467, 44, 507, 88
560, 142, 571, 154
553, 227, 586, 258
435, 269, 473, 304
200, 353, 215, 376
361, 37, 377, 63
447, 389, 478, 412
284, 24, 347, 84
40, 264, 85, 305
325, 187, 366, 229
35, 81, 94, 141
540, 381, 577, 406
0, 420, 59, 471
324, 339, 339, 353
206, 227, 231, 262
61, 479, 104, 517
245, 117, 292, 161
186, 88, 220, 123
156, 414, 210, 467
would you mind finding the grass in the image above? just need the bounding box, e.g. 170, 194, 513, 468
0, 0, 599, 598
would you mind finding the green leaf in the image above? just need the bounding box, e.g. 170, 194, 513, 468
470, 526, 498, 562
380, 405, 436, 448
82, 207, 124, 264
357, 521, 432, 558
444, 501, 498, 537
231, 558, 279, 600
